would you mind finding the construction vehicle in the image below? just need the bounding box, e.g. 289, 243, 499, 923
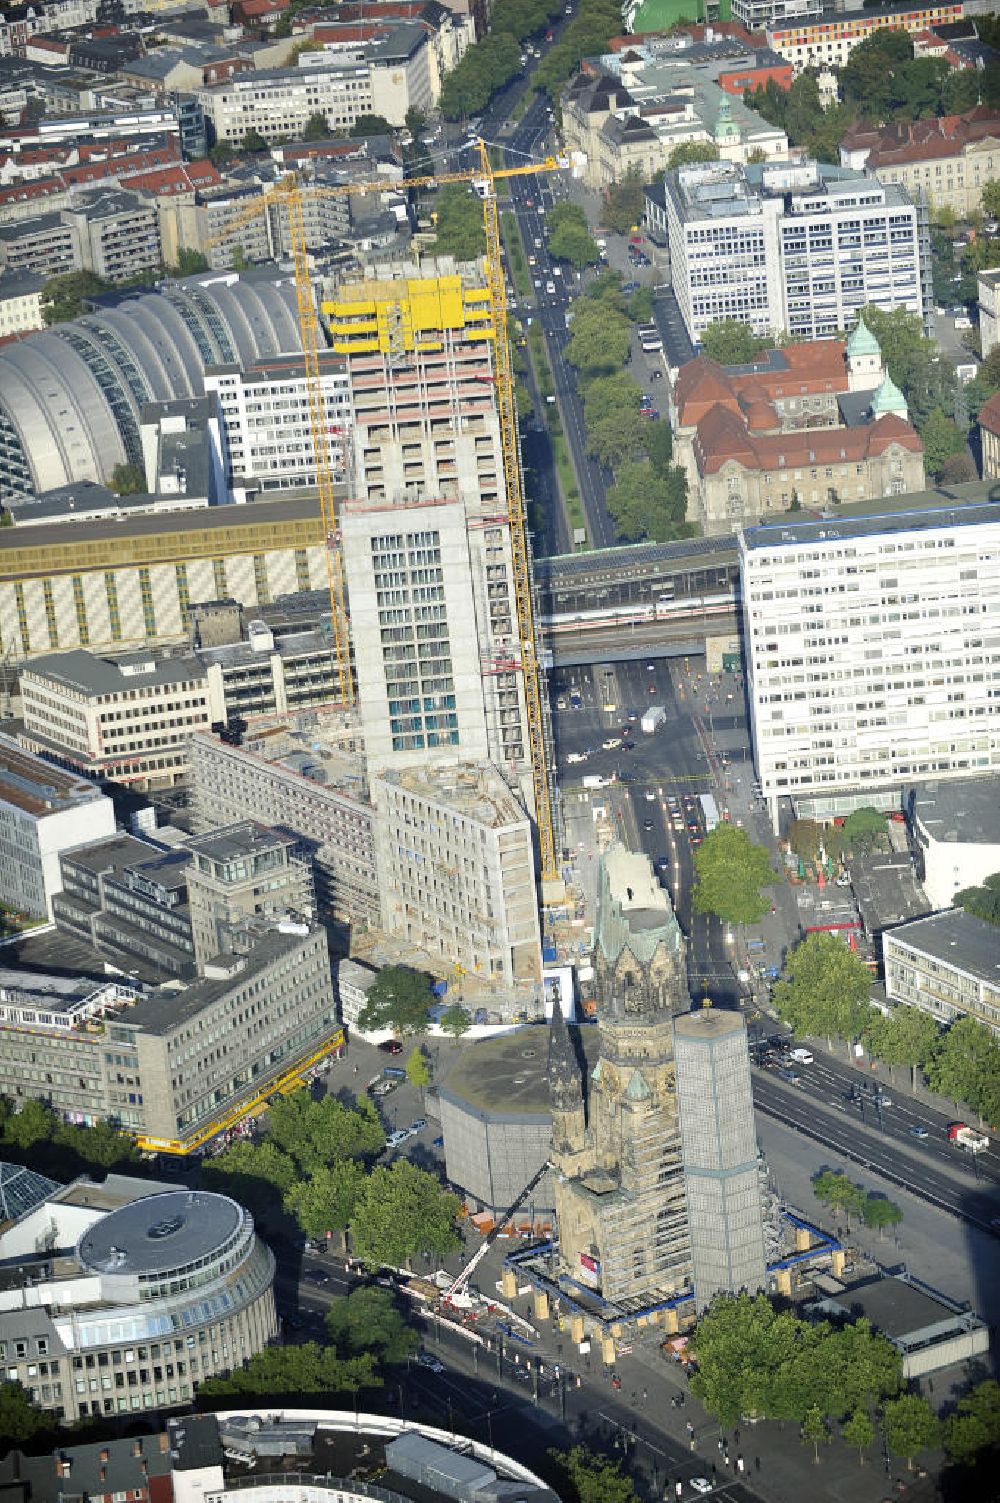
441, 1156, 552, 1306
204, 141, 566, 892
948, 1122, 989, 1153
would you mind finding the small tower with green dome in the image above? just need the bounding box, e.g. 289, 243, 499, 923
846, 316, 884, 393
869, 371, 909, 423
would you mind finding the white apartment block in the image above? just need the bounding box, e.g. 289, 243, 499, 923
0, 270, 44, 335
201, 63, 375, 144
0, 735, 115, 919
373, 762, 542, 987
200, 28, 433, 146
740, 504, 1000, 828
665, 158, 929, 344
20, 651, 211, 791
884, 910, 1000, 1040
204, 353, 351, 491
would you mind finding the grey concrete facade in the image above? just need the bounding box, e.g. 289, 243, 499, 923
674, 1007, 766, 1312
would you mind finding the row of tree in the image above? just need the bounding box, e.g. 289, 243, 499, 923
546, 201, 600, 269
811, 1170, 903, 1238
438, 0, 563, 118
562, 272, 689, 542
0, 1095, 138, 1177
532, 0, 622, 103
204, 1086, 462, 1267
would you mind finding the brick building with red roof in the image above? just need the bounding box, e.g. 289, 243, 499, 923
670, 326, 925, 532
840, 107, 1000, 218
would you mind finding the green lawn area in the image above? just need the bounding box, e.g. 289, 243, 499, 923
502, 212, 532, 301
523, 324, 588, 546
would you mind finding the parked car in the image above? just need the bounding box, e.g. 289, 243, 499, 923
410, 1118, 428, 1133
378, 1039, 403, 1054
386, 1129, 410, 1148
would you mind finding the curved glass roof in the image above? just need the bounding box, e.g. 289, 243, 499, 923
0, 274, 302, 503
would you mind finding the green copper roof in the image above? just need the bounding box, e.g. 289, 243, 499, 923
625, 1069, 651, 1101
870, 372, 907, 415
846, 317, 880, 358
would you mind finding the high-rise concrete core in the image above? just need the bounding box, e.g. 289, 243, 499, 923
673, 1006, 767, 1311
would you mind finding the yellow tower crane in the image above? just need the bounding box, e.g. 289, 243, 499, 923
204, 141, 566, 889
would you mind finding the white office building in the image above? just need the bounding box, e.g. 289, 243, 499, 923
884, 908, 1000, 1039
740, 503, 1000, 828
664, 158, 930, 344
0, 735, 115, 919
204, 353, 350, 492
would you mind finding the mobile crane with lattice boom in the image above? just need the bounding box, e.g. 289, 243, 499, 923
205, 140, 566, 889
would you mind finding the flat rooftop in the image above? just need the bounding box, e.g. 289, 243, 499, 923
850, 853, 931, 937
25, 649, 204, 698
378, 762, 527, 829
187, 820, 294, 864
913, 775, 1000, 846
826, 1273, 965, 1339
77, 1189, 243, 1276
674, 1006, 746, 1043
886, 909, 1000, 986
0, 733, 104, 816
441, 1025, 599, 1118
743, 497, 1000, 552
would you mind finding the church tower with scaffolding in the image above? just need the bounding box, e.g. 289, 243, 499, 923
547, 846, 693, 1308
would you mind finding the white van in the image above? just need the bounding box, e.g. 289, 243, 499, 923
789, 1047, 814, 1064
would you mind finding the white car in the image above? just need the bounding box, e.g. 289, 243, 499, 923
789, 1047, 813, 1064
689, 1481, 713, 1496
546, 280, 556, 294
386, 1129, 410, 1148
645, 791, 656, 801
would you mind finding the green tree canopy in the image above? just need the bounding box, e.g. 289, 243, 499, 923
954, 870, 1000, 926
284, 1159, 366, 1241
349, 1159, 461, 1267
606, 460, 689, 543
439, 31, 522, 119
857, 304, 959, 440
699, 319, 774, 365
242, 128, 268, 152
565, 300, 632, 378
302, 111, 330, 140
547, 1446, 637, 1503
771, 932, 872, 1048
202, 1139, 299, 1221
0, 1381, 54, 1451
548, 205, 599, 268
688, 1292, 901, 1427
924, 1015, 1000, 1123
325, 1286, 419, 1365
109, 462, 147, 496
267, 1091, 385, 1173
787, 818, 824, 863
812, 1169, 866, 1230
863, 1004, 939, 1090
359, 965, 434, 1037
943, 1379, 1000, 1467
801, 1404, 831, 1463
861, 1194, 903, 1238
405, 1046, 432, 1090
920, 406, 968, 479
171, 247, 209, 275
42, 270, 111, 324
842, 1406, 876, 1465
691, 823, 775, 925
602, 166, 647, 234
883, 1393, 942, 1469
667, 140, 719, 169
198, 1342, 377, 1400
432, 184, 486, 261
840, 806, 885, 854
439, 1004, 471, 1039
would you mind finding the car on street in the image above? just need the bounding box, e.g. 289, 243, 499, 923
416, 1351, 445, 1373
875, 1093, 892, 1107
689, 1482, 713, 1496
643, 818, 654, 831
909, 1125, 929, 1138
304, 1268, 330, 1285
386, 1129, 410, 1149
378, 1039, 403, 1054
603, 737, 620, 749
651, 369, 663, 379
788, 1048, 813, 1064
776, 1068, 801, 1084
645, 790, 656, 801
410, 1118, 428, 1133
